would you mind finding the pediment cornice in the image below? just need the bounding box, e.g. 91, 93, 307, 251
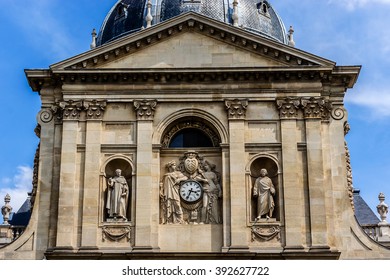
50, 12, 336, 71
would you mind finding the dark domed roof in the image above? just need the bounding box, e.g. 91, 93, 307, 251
97, 0, 288, 46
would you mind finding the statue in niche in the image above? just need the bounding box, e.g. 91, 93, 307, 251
253, 168, 275, 220
106, 169, 129, 221
160, 161, 188, 224
201, 160, 222, 224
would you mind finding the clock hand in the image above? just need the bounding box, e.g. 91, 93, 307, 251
186, 188, 194, 199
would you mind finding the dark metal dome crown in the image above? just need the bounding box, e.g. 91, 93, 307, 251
97, 0, 288, 46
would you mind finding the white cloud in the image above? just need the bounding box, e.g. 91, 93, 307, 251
328, 0, 390, 10
345, 87, 390, 118
0, 166, 32, 213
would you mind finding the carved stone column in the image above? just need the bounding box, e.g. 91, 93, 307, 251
301, 97, 330, 250
56, 100, 83, 249
133, 100, 159, 251
80, 100, 106, 249
276, 98, 305, 250
225, 99, 249, 251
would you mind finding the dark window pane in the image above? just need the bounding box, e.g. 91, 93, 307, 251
169, 128, 213, 148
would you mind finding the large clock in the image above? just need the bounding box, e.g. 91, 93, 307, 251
180, 180, 203, 203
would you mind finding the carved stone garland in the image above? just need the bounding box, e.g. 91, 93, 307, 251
251, 225, 281, 242
344, 122, 355, 211
102, 225, 132, 242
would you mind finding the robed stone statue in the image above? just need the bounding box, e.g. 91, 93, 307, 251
106, 169, 129, 221
253, 168, 275, 220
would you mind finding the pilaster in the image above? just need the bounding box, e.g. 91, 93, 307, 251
133, 100, 159, 251
225, 99, 249, 251
34, 101, 61, 256
276, 98, 305, 250
56, 100, 83, 249
80, 100, 106, 248
301, 97, 330, 250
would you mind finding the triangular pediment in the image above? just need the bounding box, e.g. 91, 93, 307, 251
51, 12, 335, 71
98, 32, 288, 69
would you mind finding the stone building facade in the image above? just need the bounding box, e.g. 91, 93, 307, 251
1, 0, 390, 259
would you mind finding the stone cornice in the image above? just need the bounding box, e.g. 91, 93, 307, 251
25, 66, 361, 94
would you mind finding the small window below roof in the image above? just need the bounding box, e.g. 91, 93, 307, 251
257, 1, 270, 18
115, 3, 128, 19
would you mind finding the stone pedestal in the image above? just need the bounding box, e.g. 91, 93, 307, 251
0, 225, 12, 245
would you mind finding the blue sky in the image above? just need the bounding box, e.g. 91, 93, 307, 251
0, 0, 389, 217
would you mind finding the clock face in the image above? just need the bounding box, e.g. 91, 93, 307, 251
180, 180, 203, 203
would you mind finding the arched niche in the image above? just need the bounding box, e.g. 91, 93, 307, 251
157, 111, 225, 226
100, 155, 135, 223
246, 154, 280, 222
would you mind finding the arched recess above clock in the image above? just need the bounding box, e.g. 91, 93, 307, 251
161, 117, 222, 148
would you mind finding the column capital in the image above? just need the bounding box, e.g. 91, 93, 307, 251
301, 97, 332, 120
276, 97, 300, 119
84, 100, 107, 120
134, 99, 157, 121
59, 100, 84, 121
225, 99, 248, 120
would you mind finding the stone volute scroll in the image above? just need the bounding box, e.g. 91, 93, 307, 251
106, 169, 129, 222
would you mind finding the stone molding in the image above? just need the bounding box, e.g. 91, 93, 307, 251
133, 99, 157, 120
225, 99, 248, 120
